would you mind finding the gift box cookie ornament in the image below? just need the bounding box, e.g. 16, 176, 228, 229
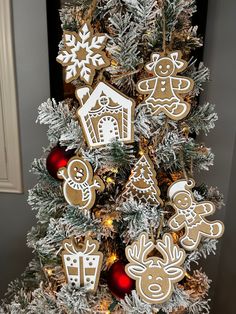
62, 236, 103, 291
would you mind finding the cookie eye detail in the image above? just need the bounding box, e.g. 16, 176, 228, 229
167, 64, 171, 69
178, 200, 182, 204
159, 65, 163, 69
184, 197, 188, 201
148, 275, 152, 280
74, 167, 78, 171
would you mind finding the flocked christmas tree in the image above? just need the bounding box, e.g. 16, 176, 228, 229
1, 0, 225, 313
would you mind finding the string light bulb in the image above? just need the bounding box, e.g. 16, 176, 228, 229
185, 272, 192, 279
104, 218, 113, 228
100, 299, 110, 312
106, 177, 115, 184
111, 59, 119, 67
44, 267, 54, 277
111, 167, 118, 173
171, 232, 179, 244
106, 253, 118, 268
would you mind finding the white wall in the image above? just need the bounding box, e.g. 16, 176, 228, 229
0, 0, 49, 296
201, 1, 236, 313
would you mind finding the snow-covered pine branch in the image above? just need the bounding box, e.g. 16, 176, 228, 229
118, 199, 163, 243
185, 238, 218, 270
37, 99, 83, 150
107, 12, 141, 93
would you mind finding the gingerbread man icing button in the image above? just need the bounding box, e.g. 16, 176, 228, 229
57, 156, 104, 210
167, 179, 224, 251
137, 51, 194, 120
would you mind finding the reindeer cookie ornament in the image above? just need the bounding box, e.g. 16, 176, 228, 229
125, 233, 186, 304
57, 156, 104, 210
137, 51, 194, 120
167, 179, 224, 251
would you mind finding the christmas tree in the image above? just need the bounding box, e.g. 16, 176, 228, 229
1, 1, 225, 313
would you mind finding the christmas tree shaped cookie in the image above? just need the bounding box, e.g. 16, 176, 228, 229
137, 51, 194, 120
122, 154, 163, 206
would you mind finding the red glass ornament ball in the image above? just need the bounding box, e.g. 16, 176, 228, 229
107, 261, 135, 299
46, 146, 75, 179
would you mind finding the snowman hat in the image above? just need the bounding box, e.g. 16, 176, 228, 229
168, 179, 195, 200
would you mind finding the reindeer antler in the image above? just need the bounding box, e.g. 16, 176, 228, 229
156, 234, 186, 269
126, 233, 154, 266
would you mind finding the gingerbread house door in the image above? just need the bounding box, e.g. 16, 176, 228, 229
98, 116, 120, 143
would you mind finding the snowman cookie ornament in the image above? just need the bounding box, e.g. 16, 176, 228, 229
58, 156, 104, 210
167, 179, 224, 251
137, 51, 194, 120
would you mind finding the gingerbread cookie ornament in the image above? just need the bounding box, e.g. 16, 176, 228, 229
125, 233, 186, 304
76, 82, 135, 149
62, 236, 103, 291
57, 22, 110, 85
137, 51, 194, 120
122, 154, 163, 207
167, 179, 224, 251
57, 156, 104, 209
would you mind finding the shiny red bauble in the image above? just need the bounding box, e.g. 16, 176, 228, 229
46, 146, 75, 179
107, 261, 135, 299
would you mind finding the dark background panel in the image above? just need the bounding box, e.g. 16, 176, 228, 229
46, 0, 64, 100
194, 0, 208, 60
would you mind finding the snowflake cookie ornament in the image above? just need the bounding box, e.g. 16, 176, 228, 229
137, 51, 194, 120
125, 232, 186, 304
62, 236, 103, 291
57, 156, 104, 209
167, 179, 224, 251
56, 22, 110, 85
76, 82, 135, 148
122, 154, 163, 207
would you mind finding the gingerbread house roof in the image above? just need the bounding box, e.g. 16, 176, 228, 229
78, 82, 133, 117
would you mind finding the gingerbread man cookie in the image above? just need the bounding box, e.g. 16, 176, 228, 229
57, 156, 104, 210
137, 51, 194, 120
167, 179, 224, 251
